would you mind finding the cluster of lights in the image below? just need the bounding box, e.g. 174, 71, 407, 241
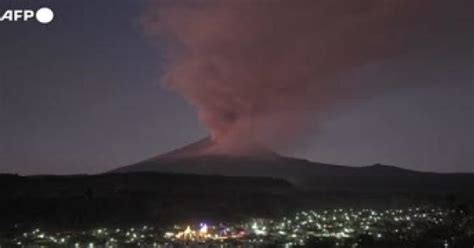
3, 226, 163, 248
163, 206, 449, 246
246, 207, 449, 245
165, 222, 247, 242
0, 207, 453, 247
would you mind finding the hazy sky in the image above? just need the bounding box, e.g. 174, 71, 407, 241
1, 0, 472, 175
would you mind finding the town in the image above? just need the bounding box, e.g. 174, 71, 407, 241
1, 206, 472, 247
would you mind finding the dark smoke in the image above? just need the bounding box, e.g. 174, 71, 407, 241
143, 0, 472, 152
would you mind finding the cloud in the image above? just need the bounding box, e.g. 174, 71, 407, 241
143, 0, 473, 151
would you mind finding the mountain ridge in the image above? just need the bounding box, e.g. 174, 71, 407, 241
110, 138, 474, 192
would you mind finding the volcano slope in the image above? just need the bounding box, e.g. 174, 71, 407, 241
111, 137, 474, 193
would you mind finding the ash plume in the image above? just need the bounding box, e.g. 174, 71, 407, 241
143, 0, 472, 152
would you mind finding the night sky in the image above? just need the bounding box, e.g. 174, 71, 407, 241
1, 0, 472, 175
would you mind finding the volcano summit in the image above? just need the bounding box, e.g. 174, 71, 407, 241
147, 137, 279, 160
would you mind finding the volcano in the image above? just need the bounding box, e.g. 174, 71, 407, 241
111, 137, 323, 184
111, 138, 474, 192
147, 137, 279, 160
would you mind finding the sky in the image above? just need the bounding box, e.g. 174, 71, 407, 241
0, 0, 472, 175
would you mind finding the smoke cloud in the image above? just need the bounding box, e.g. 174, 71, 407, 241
143, 0, 472, 151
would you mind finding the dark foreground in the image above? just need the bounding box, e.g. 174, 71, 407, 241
1, 172, 473, 247
1, 206, 473, 247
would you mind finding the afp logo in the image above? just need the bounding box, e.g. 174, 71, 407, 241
0, 7, 54, 24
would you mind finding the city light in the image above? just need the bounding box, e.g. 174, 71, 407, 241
0, 206, 468, 247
